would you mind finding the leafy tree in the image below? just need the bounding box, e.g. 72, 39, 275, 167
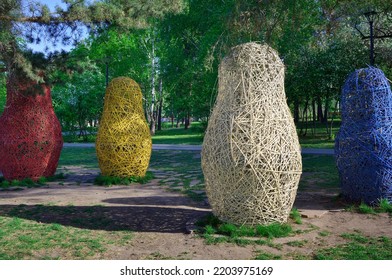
0, 0, 184, 88
51, 61, 105, 139
158, 0, 235, 128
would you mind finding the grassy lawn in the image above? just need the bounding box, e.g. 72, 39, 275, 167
62, 122, 205, 145
300, 154, 339, 191
152, 124, 204, 145
314, 232, 392, 260
297, 120, 340, 149
58, 147, 99, 168
0, 214, 133, 259
62, 120, 340, 149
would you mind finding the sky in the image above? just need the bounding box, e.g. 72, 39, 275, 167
25, 0, 82, 54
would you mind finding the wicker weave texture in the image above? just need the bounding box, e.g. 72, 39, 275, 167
96, 77, 152, 177
201, 42, 302, 225
335, 67, 392, 204
0, 76, 63, 181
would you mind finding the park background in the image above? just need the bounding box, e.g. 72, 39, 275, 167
0, 0, 392, 261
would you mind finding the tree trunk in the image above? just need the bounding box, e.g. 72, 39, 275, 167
324, 97, 330, 134
185, 111, 190, 129
149, 38, 156, 135
176, 116, 180, 128
328, 99, 339, 139
301, 99, 309, 136
317, 97, 323, 123
293, 99, 300, 124
312, 99, 316, 136
157, 79, 163, 131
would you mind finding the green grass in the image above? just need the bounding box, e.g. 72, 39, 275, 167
0, 173, 66, 189
0, 215, 133, 259
152, 123, 204, 145
62, 122, 205, 145
290, 208, 302, 224
297, 120, 340, 149
62, 134, 97, 143
346, 199, 392, 215
58, 147, 98, 168
379, 198, 392, 213
196, 214, 294, 245
299, 154, 339, 192
286, 240, 308, 247
358, 202, 377, 214
94, 171, 154, 186
318, 231, 331, 237
255, 252, 282, 260
61, 120, 341, 149
315, 233, 392, 260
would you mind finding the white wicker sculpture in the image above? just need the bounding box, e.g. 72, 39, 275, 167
201, 42, 302, 225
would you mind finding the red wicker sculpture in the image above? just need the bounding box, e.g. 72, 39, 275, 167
0, 74, 63, 181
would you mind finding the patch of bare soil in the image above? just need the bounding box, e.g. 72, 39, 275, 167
0, 164, 391, 260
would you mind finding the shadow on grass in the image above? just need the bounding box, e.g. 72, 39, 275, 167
0, 203, 210, 234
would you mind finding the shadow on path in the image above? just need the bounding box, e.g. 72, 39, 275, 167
0, 203, 210, 234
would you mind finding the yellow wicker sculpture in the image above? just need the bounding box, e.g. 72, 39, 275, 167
96, 77, 152, 177
201, 43, 302, 226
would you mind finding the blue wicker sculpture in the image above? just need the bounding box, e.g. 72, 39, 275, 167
335, 67, 392, 204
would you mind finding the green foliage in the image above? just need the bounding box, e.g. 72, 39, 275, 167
196, 214, 294, 245
255, 224, 293, 238
3, 0, 392, 136
0, 215, 133, 259
58, 147, 98, 168
379, 199, 392, 213
255, 252, 282, 260
51, 62, 105, 138
318, 231, 331, 237
286, 240, 308, 247
290, 208, 303, 224
315, 233, 392, 260
0, 173, 66, 189
300, 154, 339, 192
346, 199, 392, 214
0, 0, 184, 82
358, 202, 377, 214
152, 123, 204, 145
94, 171, 154, 186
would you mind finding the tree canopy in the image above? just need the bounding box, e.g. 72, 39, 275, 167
1, 0, 392, 133
0, 0, 184, 82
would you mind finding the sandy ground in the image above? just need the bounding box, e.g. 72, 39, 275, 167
0, 163, 391, 260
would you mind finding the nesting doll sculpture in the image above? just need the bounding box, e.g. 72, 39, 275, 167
96, 77, 152, 177
0, 74, 63, 181
201, 43, 302, 225
335, 67, 392, 204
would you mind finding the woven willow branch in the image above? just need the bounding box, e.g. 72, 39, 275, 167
201, 42, 302, 225
96, 77, 152, 178
335, 67, 392, 204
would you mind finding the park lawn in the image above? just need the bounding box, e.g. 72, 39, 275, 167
62, 122, 205, 145
0, 214, 133, 260
152, 125, 204, 145
300, 154, 340, 191
61, 120, 339, 149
